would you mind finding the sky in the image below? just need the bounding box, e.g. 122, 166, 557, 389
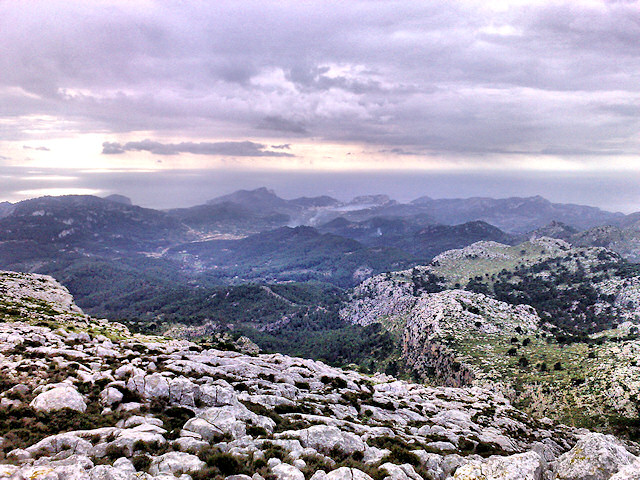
1, 0, 640, 211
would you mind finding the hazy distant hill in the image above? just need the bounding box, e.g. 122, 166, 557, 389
525, 221, 640, 263
410, 195, 624, 232
103, 193, 132, 205
319, 217, 514, 256
201, 187, 628, 233
207, 186, 293, 212
167, 202, 290, 236
0, 195, 191, 254
0, 201, 14, 218
571, 225, 640, 262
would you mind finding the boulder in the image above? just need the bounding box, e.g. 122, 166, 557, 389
0, 465, 19, 477
182, 404, 275, 441
99, 387, 123, 406
127, 373, 170, 400
168, 377, 199, 406
199, 383, 238, 407
325, 467, 374, 480
288, 425, 365, 455
148, 451, 206, 476
556, 433, 637, 480
120, 415, 164, 429
26, 433, 93, 457
452, 451, 544, 480
271, 462, 305, 480
89, 463, 135, 480
380, 462, 423, 480
11, 466, 59, 480
174, 436, 209, 453
52, 463, 90, 480
107, 424, 167, 457
31, 385, 87, 413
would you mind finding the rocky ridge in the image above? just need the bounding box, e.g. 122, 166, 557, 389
341, 239, 640, 426
1, 272, 639, 479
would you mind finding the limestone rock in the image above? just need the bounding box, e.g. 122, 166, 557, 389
183, 404, 274, 441
556, 433, 637, 480
380, 462, 423, 480
325, 467, 374, 480
26, 433, 93, 457
148, 451, 206, 476
288, 425, 365, 455
107, 425, 167, 457
99, 387, 123, 406
610, 458, 640, 480
271, 462, 305, 480
31, 385, 87, 413
452, 451, 544, 480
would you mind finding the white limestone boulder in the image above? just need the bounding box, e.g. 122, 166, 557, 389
286, 425, 365, 455
556, 433, 637, 480
380, 462, 423, 480
325, 467, 374, 480
148, 451, 206, 476
271, 462, 305, 480
452, 451, 544, 480
31, 385, 87, 413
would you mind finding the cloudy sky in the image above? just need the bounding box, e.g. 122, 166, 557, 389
1, 0, 640, 209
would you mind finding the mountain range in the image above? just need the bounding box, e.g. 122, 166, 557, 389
0, 188, 639, 325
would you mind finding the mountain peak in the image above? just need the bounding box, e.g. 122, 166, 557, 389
104, 194, 133, 205
207, 187, 287, 210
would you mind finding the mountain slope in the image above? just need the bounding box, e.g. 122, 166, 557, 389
166, 226, 416, 287
0, 195, 192, 254
341, 238, 640, 429
167, 202, 289, 237
318, 218, 514, 258
571, 225, 640, 263
410, 195, 624, 233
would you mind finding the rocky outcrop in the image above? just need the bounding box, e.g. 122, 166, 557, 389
0, 271, 637, 480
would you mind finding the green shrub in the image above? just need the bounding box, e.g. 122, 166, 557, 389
105, 444, 128, 459
131, 455, 152, 472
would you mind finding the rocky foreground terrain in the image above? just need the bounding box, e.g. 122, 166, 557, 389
1, 272, 640, 479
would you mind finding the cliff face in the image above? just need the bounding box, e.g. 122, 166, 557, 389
1, 271, 638, 480
345, 285, 541, 388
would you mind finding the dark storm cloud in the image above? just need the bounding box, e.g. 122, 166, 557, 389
101, 140, 294, 157
1, 1, 640, 158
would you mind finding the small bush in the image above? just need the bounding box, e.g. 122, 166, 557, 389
105, 444, 128, 460
246, 425, 268, 437
131, 455, 152, 472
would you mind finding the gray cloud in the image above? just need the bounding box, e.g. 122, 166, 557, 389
23, 145, 51, 151
102, 140, 294, 157
257, 116, 308, 134
0, 1, 639, 159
